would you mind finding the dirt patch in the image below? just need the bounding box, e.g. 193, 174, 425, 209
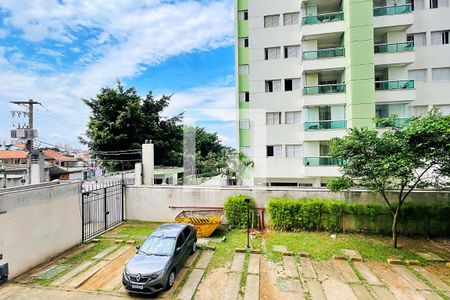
426, 263, 450, 285
78, 247, 135, 291
194, 267, 228, 300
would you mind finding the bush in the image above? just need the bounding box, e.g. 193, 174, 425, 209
267, 198, 450, 237
224, 195, 255, 229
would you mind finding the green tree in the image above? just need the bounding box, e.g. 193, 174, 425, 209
327, 110, 450, 248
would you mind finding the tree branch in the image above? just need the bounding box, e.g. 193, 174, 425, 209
401, 165, 434, 204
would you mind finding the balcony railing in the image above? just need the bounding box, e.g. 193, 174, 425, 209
303, 12, 344, 25
374, 41, 413, 53
304, 83, 346, 95
376, 117, 410, 128
304, 156, 344, 166
303, 47, 345, 60
375, 80, 414, 90
373, 4, 412, 16
304, 120, 347, 131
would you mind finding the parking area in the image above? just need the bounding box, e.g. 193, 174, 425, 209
0, 221, 449, 299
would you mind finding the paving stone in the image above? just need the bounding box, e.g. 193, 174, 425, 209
64, 260, 110, 288
35, 264, 70, 280
334, 260, 360, 284
90, 239, 100, 243
392, 265, 431, 291
126, 240, 135, 244
51, 260, 95, 287
206, 245, 216, 251
413, 266, 450, 292
273, 245, 288, 253
231, 252, 245, 273
420, 290, 443, 300
248, 253, 261, 275
195, 250, 214, 270
283, 251, 294, 256
283, 255, 299, 277
370, 285, 396, 300
333, 255, 346, 260
235, 248, 247, 253
177, 269, 205, 300
100, 269, 124, 291
342, 249, 363, 262
222, 272, 241, 300
114, 239, 124, 244
183, 251, 199, 268
92, 245, 118, 260
276, 277, 303, 294
321, 278, 358, 300
197, 238, 209, 247
350, 283, 375, 300
299, 252, 310, 257
406, 259, 422, 266
244, 274, 259, 300
104, 245, 132, 261
250, 249, 261, 254
353, 262, 382, 285
305, 279, 326, 300
299, 257, 317, 279
387, 258, 403, 265
416, 252, 445, 262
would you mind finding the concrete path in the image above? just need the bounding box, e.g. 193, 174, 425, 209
222, 251, 246, 300
244, 253, 260, 300
283, 254, 299, 278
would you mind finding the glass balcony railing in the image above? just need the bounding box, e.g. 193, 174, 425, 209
376, 117, 410, 128
304, 156, 344, 166
302, 47, 345, 60
303, 12, 344, 25
375, 80, 414, 90
304, 83, 346, 95
304, 120, 347, 131
373, 4, 412, 16
374, 41, 414, 53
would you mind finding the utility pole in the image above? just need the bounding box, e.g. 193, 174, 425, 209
10, 99, 41, 184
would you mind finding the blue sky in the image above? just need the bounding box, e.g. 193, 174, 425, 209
0, 0, 236, 149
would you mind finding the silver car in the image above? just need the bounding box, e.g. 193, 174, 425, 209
122, 223, 197, 294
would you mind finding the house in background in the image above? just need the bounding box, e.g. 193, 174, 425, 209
43, 150, 86, 181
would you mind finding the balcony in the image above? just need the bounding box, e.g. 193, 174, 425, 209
303, 12, 344, 25
376, 117, 410, 128
373, 4, 412, 16
374, 42, 413, 53
304, 120, 347, 131
304, 84, 346, 95
303, 48, 345, 60
375, 80, 414, 90
304, 156, 344, 166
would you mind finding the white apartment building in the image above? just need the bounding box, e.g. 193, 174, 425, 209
235, 0, 450, 187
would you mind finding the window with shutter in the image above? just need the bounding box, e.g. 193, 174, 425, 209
432, 68, 450, 81
408, 69, 426, 82
431, 32, 442, 45
264, 15, 280, 27
414, 33, 426, 46
286, 145, 302, 157
283, 13, 299, 25
285, 45, 300, 58
286, 112, 301, 124
273, 145, 282, 157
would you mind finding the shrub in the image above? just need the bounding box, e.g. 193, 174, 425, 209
224, 195, 255, 229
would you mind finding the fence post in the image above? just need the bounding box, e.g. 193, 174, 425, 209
81, 192, 85, 242
104, 187, 108, 231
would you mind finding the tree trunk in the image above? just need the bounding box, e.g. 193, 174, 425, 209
392, 208, 400, 248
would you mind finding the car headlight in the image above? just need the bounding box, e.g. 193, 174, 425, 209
123, 267, 130, 277
149, 270, 164, 281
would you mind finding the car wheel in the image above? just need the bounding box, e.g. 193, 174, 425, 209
166, 270, 176, 290
191, 241, 197, 254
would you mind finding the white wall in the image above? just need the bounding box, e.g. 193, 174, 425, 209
0, 182, 82, 278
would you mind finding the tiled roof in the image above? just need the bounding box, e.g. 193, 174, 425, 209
0, 150, 28, 159
43, 150, 77, 162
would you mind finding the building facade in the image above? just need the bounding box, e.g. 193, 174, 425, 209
236, 0, 450, 187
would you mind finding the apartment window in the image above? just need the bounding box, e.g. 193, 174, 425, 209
430, 0, 438, 7
238, 10, 248, 21
267, 145, 282, 157
285, 111, 301, 124
432, 67, 450, 81
319, 142, 330, 156
239, 64, 249, 75
286, 145, 302, 158
376, 104, 390, 118
284, 45, 300, 58
431, 31, 449, 45
265, 47, 281, 60
265, 80, 281, 92
285, 78, 301, 91
283, 12, 299, 25
408, 69, 427, 82
264, 15, 280, 27
435, 105, 450, 115
240, 146, 251, 156
239, 92, 250, 102
411, 105, 428, 116
239, 37, 249, 48
266, 112, 281, 125
407, 33, 426, 46
413, 0, 424, 10
429, 0, 447, 7
239, 119, 250, 129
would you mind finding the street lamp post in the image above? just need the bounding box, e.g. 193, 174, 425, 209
245, 198, 251, 248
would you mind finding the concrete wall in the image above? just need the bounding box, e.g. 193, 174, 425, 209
125, 185, 450, 224
0, 182, 82, 278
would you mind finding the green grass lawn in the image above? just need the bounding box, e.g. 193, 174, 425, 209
265, 231, 425, 263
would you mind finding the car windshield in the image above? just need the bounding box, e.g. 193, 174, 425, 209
139, 236, 176, 256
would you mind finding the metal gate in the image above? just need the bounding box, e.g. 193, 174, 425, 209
81, 181, 124, 241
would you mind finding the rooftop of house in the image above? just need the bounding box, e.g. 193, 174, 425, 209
43, 150, 77, 162
0, 150, 28, 159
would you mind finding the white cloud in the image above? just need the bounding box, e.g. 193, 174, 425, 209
0, 29, 8, 39
0, 0, 235, 147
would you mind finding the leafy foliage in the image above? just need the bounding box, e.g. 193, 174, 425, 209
224, 195, 255, 229
328, 110, 450, 247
